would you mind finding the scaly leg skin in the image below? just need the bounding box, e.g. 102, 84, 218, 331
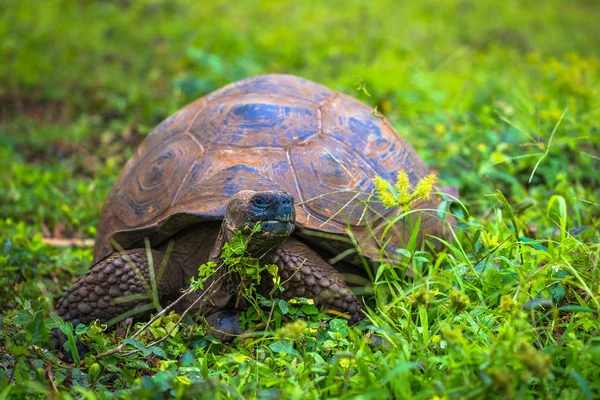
55, 248, 183, 326
261, 238, 363, 323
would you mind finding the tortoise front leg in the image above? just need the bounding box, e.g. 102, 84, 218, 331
56, 249, 183, 326
205, 239, 364, 342
261, 238, 364, 323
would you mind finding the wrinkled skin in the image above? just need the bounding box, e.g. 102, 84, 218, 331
55, 190, 363, 338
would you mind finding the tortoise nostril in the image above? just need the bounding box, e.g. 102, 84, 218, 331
280, 193, 294, 206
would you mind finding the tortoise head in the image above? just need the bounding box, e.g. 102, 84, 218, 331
222, 190, 295, 259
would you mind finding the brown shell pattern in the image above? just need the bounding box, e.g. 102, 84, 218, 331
94, 74, 428, 261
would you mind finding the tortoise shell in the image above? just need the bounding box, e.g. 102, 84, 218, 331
94, 74, 430, 263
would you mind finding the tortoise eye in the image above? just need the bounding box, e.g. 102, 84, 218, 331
252, 197, 268, 208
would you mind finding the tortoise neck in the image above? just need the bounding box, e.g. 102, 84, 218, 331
209, 221, 235, 263
211, 219, 291, 264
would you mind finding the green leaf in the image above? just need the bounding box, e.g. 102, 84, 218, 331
123, 338, 151, 355
568, 369, 593, 400
547, 194, 568, 241
406, 213, 422, 252
550, 284, 567, 304
558, 305, 596, 314
124, 360, 151, 369
519, 236, 548, 251
75, 324, 88, 335
495, 190, 519, 239
278, 299, 290, 315
148, 345, 167, 359
6, 341, 30, 357
300, 304, 318, 315
59, 321, 80, 366
88, 363, 101, 382
375, 263, 388, 282
329, 319, 348, 333
269, 340, 301, 357
258, 388, 282, 400
395, 248, 412, 258
24, 311, 49, 344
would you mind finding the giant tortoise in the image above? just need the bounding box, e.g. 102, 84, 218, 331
56, 74, 455, 328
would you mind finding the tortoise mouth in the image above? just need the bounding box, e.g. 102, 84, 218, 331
259, 220, 294, 235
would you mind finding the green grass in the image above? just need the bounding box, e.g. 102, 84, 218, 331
1, 0, 599, 398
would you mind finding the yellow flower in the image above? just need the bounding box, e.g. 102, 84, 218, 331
374, 175, 397, 208
442, 326, 463, 345
447, 143, 460, 154
231, 353, 249, 364
407, 287, 437, 306
413, 173, 436, 200
434, 123, 446, 135
277, 320, 307, 340
481, 231, 500, 248
395, 170, 412, 204
447, 290, 470, 312
374, 175, 389, 193
395, 170, 411, 191
401, 203, 412, 213
499, 294, 518, 314
374, 171, 438, 209
339, 357, 355, 370
516, 340, 551, 379
487, 368, 514, 397
380, 191, 397, 208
